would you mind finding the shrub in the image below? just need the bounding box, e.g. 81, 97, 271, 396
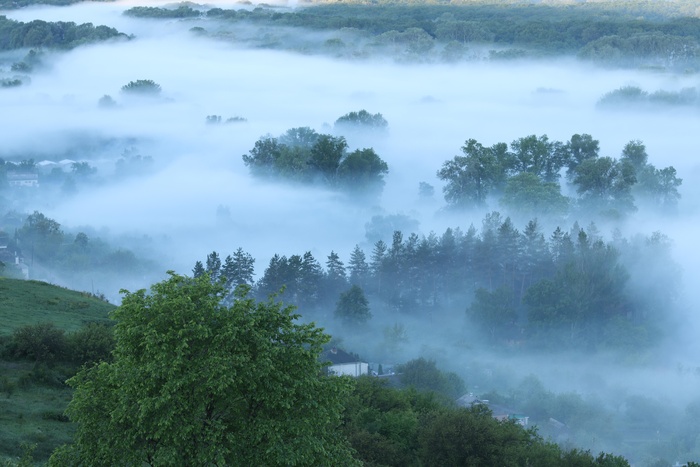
9, 323, 67, 363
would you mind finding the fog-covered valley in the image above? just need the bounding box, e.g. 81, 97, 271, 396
3, 1, 700, 464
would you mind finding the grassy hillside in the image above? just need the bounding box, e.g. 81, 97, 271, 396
0, 278, 115, 465
0, 278, 114, 337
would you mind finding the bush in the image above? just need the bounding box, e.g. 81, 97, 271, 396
9, 323, 67, 363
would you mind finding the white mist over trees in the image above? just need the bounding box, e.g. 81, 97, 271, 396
2, 0, 700, 464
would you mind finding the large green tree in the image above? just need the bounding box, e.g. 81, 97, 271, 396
437, 139, 505, 208
51, 273, 358, 466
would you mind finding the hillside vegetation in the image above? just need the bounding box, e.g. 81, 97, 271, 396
0, 279, 114, 465
0, 278, 113, 336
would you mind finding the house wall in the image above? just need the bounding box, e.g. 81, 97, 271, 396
329, 362, 368, 377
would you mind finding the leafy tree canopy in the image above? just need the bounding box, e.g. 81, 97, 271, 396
51, 273, 358, 466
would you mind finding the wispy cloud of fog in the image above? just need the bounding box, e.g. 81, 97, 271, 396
2, 4, 699, 284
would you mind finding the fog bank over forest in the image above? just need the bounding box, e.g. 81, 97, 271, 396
2, 1, 699, 322
4, 0, 700, 332
4, 1, 700, 463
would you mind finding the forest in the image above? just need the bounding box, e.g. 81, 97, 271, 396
2, 0, 700, 465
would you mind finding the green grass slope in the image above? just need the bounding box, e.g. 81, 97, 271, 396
0, 278, 114, 336
0, 278, 115, 465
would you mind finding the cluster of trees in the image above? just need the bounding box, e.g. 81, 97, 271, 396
193, 248, 375, 325
334, 109, 388, 132
0, 16, 126, 51
12, 211, 145, 275
120, 79, 162, 96
599, 85, 700, 109
437, 134, 681, 218
44, 273, 632, 466
195, 211, 677, 350
242, 125, 389, 195
343, 377, 630, 467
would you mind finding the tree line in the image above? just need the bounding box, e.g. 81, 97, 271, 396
146, 2, 700, 67
194, 209, 678, 351
0, 16, 127, 51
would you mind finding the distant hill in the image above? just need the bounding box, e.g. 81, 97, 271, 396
0, 278, 114, 336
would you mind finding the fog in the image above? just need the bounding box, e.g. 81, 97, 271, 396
2, 2, 700, 462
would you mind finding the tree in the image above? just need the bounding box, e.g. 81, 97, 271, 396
205, 251, 221, 282
510, 134, 564, 183
325, 251, 349, 304
572, 156, 636, 216
192, 260, 205, 278
308, 134, 347, 183
334, 110, 388, 132
16, 211, 64, 263
120, 79, 162, 96
337, 148, 389, 194
221, 248, 255, 289
467, 286, 517, 343
437, 139, 503, 208
335, 285, 372, 325
348, 245, 370, 289
500, 172, 569, 219
562, 133, 599, 179
396, 357, 465, 399
242, 136, 282, 177
278, 126, 319, 149
620, 140, 682, 211
52, 273, 358, 466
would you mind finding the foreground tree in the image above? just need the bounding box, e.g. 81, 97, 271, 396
51, 273, 358, 466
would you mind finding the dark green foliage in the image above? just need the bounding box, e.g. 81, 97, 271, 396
335, 285, 372, 325
467, 286, 517, 343
437, 138, 505, 208
397, 358, 465, 399
0, 16, 125, 50
12, 211, 146, 276
16, 211, 63, 263
418, 405, 557, 467
572, 156, 637, 216
342, 377, 629, 467
123, 6, 201, 19
9, 323, 67, 363
55, 273, 358, 466
242, 127, 389, 194
524, 230, 630, 349
221, 247, 256, 289
66, 323, 114, 366
334, 109, 388, 131
337, 148, 389, 193
500, 172, 569, 219
199, 2, 700, 67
